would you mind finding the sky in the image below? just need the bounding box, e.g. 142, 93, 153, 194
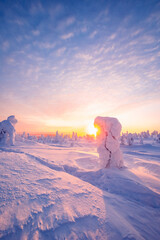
0, 0, 160, 134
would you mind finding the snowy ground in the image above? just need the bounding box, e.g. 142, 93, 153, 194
0, 139, 160, 240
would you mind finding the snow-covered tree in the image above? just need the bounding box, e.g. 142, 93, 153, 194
127, 133, 134, 146
120, 134, 126, 145
94, 116, 124, 169
157, 134, 160, 143
139, 135, 143, 144
0, 115, 17, 145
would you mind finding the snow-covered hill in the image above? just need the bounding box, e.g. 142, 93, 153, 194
0, 140, 160, 239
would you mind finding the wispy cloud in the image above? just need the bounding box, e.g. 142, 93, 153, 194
56, 47, 66, 56
75, 53, 93, 61
14, 18, 25, 26
131, 29, 142, 37
61, 32, 74, 40
2, 41, 10, 51
35, 41, 56, 49
30, 1, 44, 15
81, 26, 87, 33
32, 30, 40, 36
6, 57, 15, 64
146, 11, 160, 26
89, 30, 98, 38
58, 16, 75, 30
65, 16, 75, 25
108, 33, 116, 40
48, 4, 63, 18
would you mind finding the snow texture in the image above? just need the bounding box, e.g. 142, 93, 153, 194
94, 116, 124, 168
0, 138, 160, 240
0, 116, 17, 146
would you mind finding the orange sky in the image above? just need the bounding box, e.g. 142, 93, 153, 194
10, 99, 159, 136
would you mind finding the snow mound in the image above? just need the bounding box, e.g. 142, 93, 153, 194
0, 151, 107, 239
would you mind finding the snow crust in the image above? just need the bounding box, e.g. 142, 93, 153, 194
0, 138, 160, 240
94, 116, 124, 168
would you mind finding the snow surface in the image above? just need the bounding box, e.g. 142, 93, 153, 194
0, 139, 160, 240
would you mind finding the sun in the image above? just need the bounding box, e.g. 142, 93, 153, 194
86, 121, 98, 137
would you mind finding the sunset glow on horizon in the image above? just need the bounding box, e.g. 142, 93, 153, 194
0, 0, 160, 134
86, 121, 98, 137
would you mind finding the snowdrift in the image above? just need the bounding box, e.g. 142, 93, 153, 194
0, 139, 160, 239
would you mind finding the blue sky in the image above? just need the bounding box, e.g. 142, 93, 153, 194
0, 0, 160, 133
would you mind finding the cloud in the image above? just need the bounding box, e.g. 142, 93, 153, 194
147, 11, 160, 26
89, 30, 97, 38
32, 30, 40, 36
56, 47, 66, 56
61, 32, 74, 40
48, 4, 63, 18
35, 41, 56, 49
6, 57, 15, 64
2, 41, 9, 51
30, 1, 44, 15
140, 35, 155, 45
108, 33, 116, 40
96, 7, 109, 21
58, 16, 75, 30
16, 36, 23, 42
75, 53, 93, 61
14, 18, 25, 26
131, 29, 142, 37
26, 66, 40, 77
81, 26, 87, 33
66, 16, 75, 25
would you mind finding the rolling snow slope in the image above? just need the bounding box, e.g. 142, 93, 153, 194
0, 140, 160, 240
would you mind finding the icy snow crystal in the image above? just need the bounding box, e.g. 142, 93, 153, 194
0, 115, 17, 145
94, 116, 124, 168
